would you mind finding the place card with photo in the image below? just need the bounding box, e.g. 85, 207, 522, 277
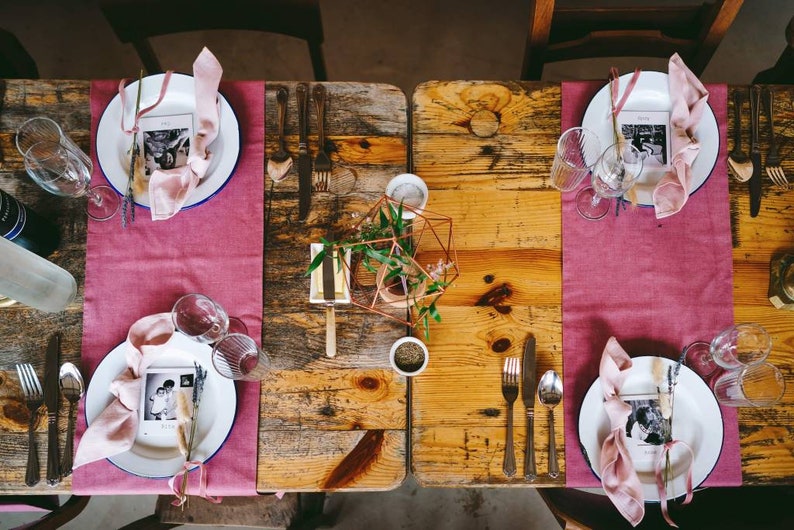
138, 367, 195, 438
138, 113, 194, 176
617, 110, 671, 171
622, 392, 672, 464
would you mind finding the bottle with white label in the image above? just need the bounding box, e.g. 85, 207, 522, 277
0, 236, 76, 312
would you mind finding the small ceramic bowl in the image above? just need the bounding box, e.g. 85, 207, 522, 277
389, 336, 429, 377
385, 173, 428, 219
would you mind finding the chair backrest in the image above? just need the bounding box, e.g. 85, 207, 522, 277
0, 28, 39, 79
753, 16, 794, 84
521, 0, 744, 80
99, 0, 326, 80
1, 495, 89, 530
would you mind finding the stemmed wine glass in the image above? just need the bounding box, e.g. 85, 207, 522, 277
17, 117, 120, 221
575, 141, 643, 220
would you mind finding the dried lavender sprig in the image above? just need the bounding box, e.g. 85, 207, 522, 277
122, 70, 143, 229
177, 362, 209, 509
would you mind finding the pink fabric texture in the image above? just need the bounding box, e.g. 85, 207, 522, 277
73, 313, 176, 468
599, 337, 645, 527
73, 78, 265, 495
561, 79, 742, 491
653, 54, 712, 218
148, 47, 223, 220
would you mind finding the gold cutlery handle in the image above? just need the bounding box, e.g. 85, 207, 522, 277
313, 84, 326, 151
325, 303, 336, 358
276, 86, 289, 152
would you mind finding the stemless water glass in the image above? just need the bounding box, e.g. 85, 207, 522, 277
17, 118, 119, 221
549, 127, 602, 192
710, 323, 772, 370
712, 362, 786, 407
211, 333, 271, 381
172, 293, 230, 344
575, 141, 643, 220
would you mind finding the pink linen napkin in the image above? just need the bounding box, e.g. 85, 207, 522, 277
652, 53, 710, 218
73, 313, 175, 468
561, 79, 742, 492
599, 337, 645, 527
148, 47, 223, 220
73, 78, 265, 496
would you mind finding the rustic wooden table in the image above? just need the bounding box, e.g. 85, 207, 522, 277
0, 80, 409, 495
410, 80, 794, 488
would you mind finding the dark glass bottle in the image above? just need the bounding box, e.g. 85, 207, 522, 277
0, 189, 60, 257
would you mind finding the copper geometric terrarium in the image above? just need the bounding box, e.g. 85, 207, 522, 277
331, 195, 459, 332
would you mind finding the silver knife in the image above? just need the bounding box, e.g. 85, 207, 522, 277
322, 233, 336, 357
522, 335, 537, 481
296, 83, 311, 220
749, 85, 762, 218
44, 332, 61, 486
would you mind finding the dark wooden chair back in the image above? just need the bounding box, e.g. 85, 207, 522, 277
521, 0, 744, 80
2, 495, 90, 530
0, 28, 39, 78
538, 486, 794, 529
99, 0, 327, 80
753, 16, 794, 84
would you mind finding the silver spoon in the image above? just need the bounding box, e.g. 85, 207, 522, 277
537, 369, 562, 479
59, 362, 84, 477
728, 88, 753, 182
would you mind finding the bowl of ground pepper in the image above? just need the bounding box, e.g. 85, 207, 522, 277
389, 336, 429, 376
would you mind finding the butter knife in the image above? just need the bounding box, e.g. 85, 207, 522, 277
522, 335, 537, 481
296, 83, 311, 220
44, 332, 61, 486
749, 84, 762, 218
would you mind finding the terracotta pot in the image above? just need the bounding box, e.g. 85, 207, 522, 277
376, 264, 427, 308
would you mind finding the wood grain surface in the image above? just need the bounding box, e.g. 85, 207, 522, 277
0, 80, 409, 495
411, 80, 794, 488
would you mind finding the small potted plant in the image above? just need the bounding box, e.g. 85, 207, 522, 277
306, 195, 458, 339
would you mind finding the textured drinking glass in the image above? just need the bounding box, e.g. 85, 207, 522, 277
710, 323, 771, 370
211, 333, 271, 381
683, 340, 719, 379
712, 362, 785, 407
16, 117, 92, 169
575, 141, 643, 220
172, 293, 230, 344
549, 127, 602, 192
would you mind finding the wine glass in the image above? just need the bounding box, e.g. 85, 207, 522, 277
710, 323, 771, 370
549, 127, 602, 192
575, 141, 643, 220
171, 293, 248, 344
22, 140, 120, 221
17, 117, 120, 221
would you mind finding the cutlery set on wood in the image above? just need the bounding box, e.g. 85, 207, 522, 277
729, 86, 789, 218
501, 336, 562, 480
14, 333, 84, 486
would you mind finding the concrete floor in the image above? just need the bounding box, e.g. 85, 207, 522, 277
2, 0, 792, 528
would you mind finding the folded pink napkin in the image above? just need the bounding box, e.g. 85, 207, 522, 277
73, 313, 175, 468
148, 47, 223, 220
599, 337, 645, 527
652, 53, 710, 218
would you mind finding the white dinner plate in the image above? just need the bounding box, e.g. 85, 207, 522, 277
96, 73, 240, 210
578, 356, 723, 501
581, 71, 719, 207
85, 332, 237, 478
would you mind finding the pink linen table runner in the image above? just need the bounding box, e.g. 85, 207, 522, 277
561, 80, 742, 489
73, 79, 265, 495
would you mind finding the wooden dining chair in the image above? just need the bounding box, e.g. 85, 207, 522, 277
521, 0, 744, 80
99, 0, 327, 81
0, 28, 39, 78
538, 486, 794, 529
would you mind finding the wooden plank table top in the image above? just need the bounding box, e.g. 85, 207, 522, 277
410, 80, 794, 488
0, 79, 409, 495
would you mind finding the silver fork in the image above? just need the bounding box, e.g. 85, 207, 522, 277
501, 357, 520, 477
16, 363, 44, 486
312, 84, 331, 192
763, 86, 789, 190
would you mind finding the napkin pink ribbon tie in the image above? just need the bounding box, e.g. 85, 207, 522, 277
655, 440, 695, 528
168, 460, 222, 507
118, 71, 173, 134
599, 337, 645, 527
610, 67, 641, 118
